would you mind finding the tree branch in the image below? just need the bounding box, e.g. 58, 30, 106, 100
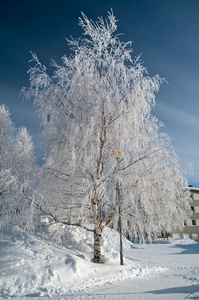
35, 204, 94, 232
121, 148, 163, 171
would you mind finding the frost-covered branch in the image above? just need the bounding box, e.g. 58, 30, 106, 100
35, 203, 94, 232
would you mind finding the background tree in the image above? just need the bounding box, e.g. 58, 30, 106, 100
0, 105, 15, 171
22, 11, 190, 263
12, 127, 36, 226
120, 152, 191, 241
0, 105, 36, 226
0, 105, 16, 208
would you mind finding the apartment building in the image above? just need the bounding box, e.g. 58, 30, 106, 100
172, 187, 199, 241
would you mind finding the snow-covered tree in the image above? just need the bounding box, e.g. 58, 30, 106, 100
14, 127, 35, 189
12, 127, 36, 226
121, 153, 191, 241
0, 105, 15, 170
22, 11, 190, 263
0, 106, 36, 227
0, 105, 16, 202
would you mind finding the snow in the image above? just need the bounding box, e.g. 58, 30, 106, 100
0, 224, 199, 299
187, 187, 199, 191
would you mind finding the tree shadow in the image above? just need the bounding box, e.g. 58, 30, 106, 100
171, 242, 199, 255
144, 284, 199, 296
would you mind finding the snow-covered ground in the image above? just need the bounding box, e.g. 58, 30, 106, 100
0, 224, 199, 299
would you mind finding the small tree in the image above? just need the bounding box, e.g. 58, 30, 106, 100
22, 11, 190, 263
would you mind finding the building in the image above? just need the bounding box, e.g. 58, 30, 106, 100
172, 187, 199, 241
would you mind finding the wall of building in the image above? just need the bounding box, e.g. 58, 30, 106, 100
172, 188, 199, 241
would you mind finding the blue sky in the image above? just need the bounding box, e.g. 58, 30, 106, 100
0, 0, 199, 186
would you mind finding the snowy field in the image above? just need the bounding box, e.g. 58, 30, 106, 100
0, 224, 199, 299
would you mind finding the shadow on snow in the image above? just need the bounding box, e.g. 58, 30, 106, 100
143, 284, 199, 296
171, 242, 199, 255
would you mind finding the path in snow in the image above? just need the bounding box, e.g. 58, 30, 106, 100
0, 225, 199, 299
77, 240, 199, 299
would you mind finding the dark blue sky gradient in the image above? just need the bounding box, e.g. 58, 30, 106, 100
0, 0, 199, 186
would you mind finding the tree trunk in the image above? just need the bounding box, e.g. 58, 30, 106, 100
94, 225, 102, 263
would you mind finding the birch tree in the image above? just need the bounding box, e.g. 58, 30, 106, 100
22, 11, 190, 263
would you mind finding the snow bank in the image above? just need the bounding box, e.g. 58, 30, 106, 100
0, 224, 164, 298
170, 237, 197, 245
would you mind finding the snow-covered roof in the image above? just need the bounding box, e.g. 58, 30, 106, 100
187, 187, 199, 191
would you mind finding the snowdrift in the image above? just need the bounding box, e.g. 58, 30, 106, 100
0, 223, 164, 298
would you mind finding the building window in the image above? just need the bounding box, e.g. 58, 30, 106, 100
184, 220, 187, 226
192, 220, 196, 226
191, 206, 195, 212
